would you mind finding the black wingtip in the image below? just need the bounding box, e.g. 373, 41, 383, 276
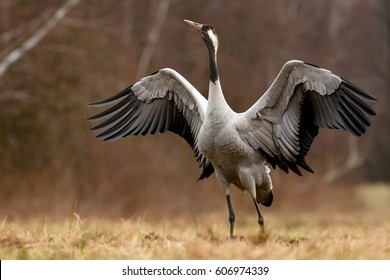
341, 79, 377, 102
89, 86, 133, 107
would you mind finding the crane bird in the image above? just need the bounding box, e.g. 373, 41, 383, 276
88, 20, 376, 238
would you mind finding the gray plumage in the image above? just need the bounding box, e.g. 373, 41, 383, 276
89, 20, 376, 238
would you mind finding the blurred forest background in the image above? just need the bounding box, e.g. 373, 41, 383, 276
0, 0, 389, 220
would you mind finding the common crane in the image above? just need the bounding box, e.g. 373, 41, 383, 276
89, 20, 376, 238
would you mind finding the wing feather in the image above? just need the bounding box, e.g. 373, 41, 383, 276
243, 60, 376, 175
89, 68, 214, 179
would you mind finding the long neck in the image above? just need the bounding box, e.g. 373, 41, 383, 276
206, 46, 231, 114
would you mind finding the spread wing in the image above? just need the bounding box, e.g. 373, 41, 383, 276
88, 68, 214, 180
243, 60, 376, 175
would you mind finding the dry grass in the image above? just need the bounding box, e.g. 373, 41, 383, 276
1, 209, 389, 260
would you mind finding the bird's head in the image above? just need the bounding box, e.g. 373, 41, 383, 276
184, 19, 219, 53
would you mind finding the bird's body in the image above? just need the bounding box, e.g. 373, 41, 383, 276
197, 86, 273, 205
89, 20, 376, 238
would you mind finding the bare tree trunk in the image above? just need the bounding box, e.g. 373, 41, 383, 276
0, 0, 81, 78
136, 0, 170, 79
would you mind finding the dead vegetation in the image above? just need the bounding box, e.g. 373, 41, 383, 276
1, 208, 389, 260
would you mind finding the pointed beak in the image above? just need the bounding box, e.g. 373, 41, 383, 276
184, 19, 203, 31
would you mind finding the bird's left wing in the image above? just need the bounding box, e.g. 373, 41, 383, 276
242, 60, 376, 175
88, 68, 214, 180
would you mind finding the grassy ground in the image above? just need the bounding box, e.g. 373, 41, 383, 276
1, 208, 389, 260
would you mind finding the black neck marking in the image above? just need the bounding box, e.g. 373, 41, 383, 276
209, 50, 218, 83
203, 37, 218, 83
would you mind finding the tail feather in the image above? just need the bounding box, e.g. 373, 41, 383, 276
257, 190, 273, 207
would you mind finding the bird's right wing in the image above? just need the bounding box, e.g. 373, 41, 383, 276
88, 68, 214, 180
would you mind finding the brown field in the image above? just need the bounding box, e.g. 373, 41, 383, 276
1, 206, 389, 260
1, 0, 389, 263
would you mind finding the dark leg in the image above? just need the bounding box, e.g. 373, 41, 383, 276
225, 194, 235, 239
253, 198, 265, 232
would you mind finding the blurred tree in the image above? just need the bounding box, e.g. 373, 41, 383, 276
136, 0, 170, 78
0, 0, 80, 78
365, 0, 390, 181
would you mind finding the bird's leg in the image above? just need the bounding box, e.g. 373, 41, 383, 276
225, 194, 235, 239
253, 198, 265, 232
